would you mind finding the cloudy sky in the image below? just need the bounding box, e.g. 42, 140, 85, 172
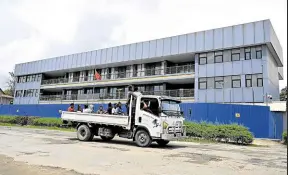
0, 0, 287, 90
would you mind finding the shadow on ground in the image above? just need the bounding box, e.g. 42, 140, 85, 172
67, 137, 187, 150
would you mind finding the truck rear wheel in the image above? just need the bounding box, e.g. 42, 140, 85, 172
77, 125, 92, 141
100, 136, 114, 141
156, 140, 170, 146
135, 129, 152, 147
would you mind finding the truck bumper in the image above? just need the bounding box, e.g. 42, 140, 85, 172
160, 133, 187, 140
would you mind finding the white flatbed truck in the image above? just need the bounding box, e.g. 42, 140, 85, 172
61, 92, 186, 147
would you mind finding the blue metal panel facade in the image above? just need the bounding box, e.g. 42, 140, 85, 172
180, 103, 271, 138
13, 20, 281, 76
0, 103, 283, 139
269, 112, 283, 139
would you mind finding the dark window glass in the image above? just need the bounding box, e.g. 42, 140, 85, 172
232, 53, 240, 61
215, 77, 224, 89
215, 56, 223, 63
199, 54, 207, 65
256, 50, 262, 59
245, 75, 252, 87
199, 78, 207, 89
232, 75, 241, 88
257, 78, 263, 87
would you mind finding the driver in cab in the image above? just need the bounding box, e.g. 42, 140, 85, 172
140, 101, 153, 114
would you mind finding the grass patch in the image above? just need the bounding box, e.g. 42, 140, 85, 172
184, 121, 254, 145
282, 131, 287, 145
0, 122, 74, 132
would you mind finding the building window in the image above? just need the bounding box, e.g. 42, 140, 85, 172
256, 74, 263, 87
31, 75, 36, 82
199, 78, 207, 89
34, 89, 39, 97
214, 76, 224, 89
27, 75, 32, 82
214, 51, 223, 63
15, 90, 22, 97
245, 75, 252, 87
232, 75, 241, 88
36, 74, 41, 82
245, 48, 251, 60
23, 90, 27, 97
22, 76, 27, 83
231, 49, 240, 61
116, 66, 126, 78
199, 53, 207, 65
256, 46, 262, 59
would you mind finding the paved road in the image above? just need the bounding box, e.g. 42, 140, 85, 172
0, 126, 287, 175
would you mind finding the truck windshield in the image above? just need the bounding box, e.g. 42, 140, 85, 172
161, 100, 181, 116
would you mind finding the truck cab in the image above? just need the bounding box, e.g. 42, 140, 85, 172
126, 92, 186, 147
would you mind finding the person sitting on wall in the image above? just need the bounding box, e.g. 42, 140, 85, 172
68, 103, 75, 112
96, 105, 106, 114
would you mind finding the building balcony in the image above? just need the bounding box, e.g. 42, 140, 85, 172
40, 65, 195, 89
39, 89, 194, 104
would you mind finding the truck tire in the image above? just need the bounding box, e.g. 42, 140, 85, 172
77, 125, 92, 141
135, 129, 152, 147
156, 140, 170, 146
100, 136, 114, 141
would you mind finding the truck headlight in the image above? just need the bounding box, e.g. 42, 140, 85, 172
163, 121, 168, 129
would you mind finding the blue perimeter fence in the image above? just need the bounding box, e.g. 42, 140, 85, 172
0, 103, 283, 139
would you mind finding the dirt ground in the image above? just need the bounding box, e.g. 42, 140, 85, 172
0, 126, 287, 175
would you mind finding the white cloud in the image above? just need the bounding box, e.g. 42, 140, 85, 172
0, 0, 286, 90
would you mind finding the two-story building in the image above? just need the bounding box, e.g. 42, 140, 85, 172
13, 19, 284, 104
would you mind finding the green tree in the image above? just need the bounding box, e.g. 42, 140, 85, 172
280, 86, 287, 101
4, 72, 16, 96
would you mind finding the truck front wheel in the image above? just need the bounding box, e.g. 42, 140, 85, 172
156, 140, 170, 146
77, 125, 92, 141
135, 129, 152, 147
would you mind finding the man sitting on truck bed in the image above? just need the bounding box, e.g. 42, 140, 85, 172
83, 105, 94, 113
96, 105, 105, 114
68, 103, 75, 112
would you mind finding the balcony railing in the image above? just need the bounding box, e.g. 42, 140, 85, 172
41, 65, 194, 85
39, 89, 194, 102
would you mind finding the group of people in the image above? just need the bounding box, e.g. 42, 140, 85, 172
67, 102, 124, 115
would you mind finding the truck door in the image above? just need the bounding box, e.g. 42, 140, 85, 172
135, 97, 161, 138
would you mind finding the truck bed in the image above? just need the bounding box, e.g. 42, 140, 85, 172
61, 111, 129, 128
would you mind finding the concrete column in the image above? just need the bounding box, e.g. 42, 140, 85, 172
127, 65, 133, 78
111, 67, 115, 79
68, 73, 73, 83
79, 71, 85, 82
161, 61, 167, 75
162, 83, 166, 91
194, 54, 199, 102
101, 68, 106, 80
137, 64, 142, 77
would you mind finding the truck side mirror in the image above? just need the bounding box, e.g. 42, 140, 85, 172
180, 111, 184, 115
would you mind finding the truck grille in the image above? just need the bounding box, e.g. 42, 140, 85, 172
167, 126, 183, 133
